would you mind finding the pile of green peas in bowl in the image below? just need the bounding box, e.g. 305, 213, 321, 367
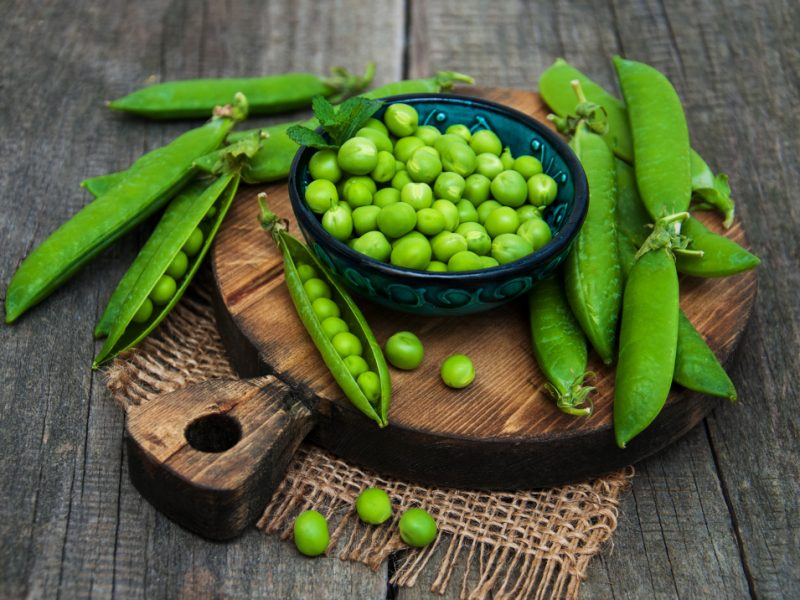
289, 94, 588, 316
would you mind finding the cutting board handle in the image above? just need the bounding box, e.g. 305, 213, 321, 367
125, 376, 316, 541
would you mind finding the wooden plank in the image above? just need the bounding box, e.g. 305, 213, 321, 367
0, 0, 401, 598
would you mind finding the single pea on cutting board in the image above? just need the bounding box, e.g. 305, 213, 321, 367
124, 87, 757, 542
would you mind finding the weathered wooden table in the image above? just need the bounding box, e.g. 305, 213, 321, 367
1, 1, 797, 598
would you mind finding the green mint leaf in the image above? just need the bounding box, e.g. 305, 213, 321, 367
326, 97, 384, 145
311, 95, 337, 126
286, 125, 337, 150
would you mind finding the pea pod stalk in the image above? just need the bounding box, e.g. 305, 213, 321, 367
107, 64, 375, 119
258, 195, 391, 428
5, 94, 248, 324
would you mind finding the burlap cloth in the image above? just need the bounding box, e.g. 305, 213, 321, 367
105, 281, 633, 600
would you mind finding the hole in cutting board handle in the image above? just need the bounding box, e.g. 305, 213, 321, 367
185, 413, 242, 453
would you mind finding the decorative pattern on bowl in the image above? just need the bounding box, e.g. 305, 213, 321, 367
289, 94, 588, 317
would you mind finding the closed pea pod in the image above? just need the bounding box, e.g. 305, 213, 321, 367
258, 195, 390, 427
675, 217, 760, 277
528, 276, 593, 416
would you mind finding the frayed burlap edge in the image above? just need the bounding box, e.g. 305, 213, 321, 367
105, 282, 633, 599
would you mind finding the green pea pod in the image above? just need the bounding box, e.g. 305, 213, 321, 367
614, 247, 680, 448
93, 174, 240, 366
676, 217, 760, 277
107, 65, 374, 119
235, 71, 474, 183
616, 160, 736, 400
564, 122, 621, 364
613, 56, 691, 220
81, 171, 127, 198
540, 59, 735, 227
5, 99, 245, 324
258, 196, 390, 428
527, 276, 593, 417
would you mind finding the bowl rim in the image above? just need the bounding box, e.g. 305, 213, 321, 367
288, 92, 588, 283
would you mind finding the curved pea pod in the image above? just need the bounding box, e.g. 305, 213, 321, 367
4, 104, 242, 324
690, 150, 735, 228
233, 71, 474, 183
564, 123, 621, 364
258, 198, 390, 427
81, 170, 127, 198
528, 276, 593, 417
107, 66, 374, 119
92, 174, 240, 366
674, 312, 736, 400
676, 217, 760, 277
614, 248, 679, 448
539, 58, 633, 162
613, 56, 691, 220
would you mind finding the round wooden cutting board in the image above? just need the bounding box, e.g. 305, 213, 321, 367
210, 87, 757, 490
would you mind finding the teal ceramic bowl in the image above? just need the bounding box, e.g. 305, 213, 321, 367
288, 93, 588, 316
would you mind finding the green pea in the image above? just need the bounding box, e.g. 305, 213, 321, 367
433, 172, 466, 202
517, 218, 552, 250
400, 182, 434, 210
370, 150, 397, 183
479, 256, 499, 269
414, 125, 442, 146
413, 208, 443, 236
440, 354, 475, 389
431, 199, 460, 231
491, 233, 533, 264
440, 141, 477, 177
463, 173, 491, 206
448, 250, 483, 272
513, 155, 543, 180
484, 206, 521, 238
332, 331, 363, 358
293, 510, 329, 557
362, 117, 389, 136
321, 316, 349, 339
476, 200, 502, 225
456, 221, 487, 237
309, 149, 343, 182
393, 136, 425, 163
337, 136, 378, 175
395, 160, 406, 172
455, 199, 479, 224
311, 297, 340, 321
377, 202, 416, 238
384, 103, 419, 137
426, 260, 448, 272
469, 129, 502, 155
463, 229, 492, 256
516, 204, 542, 223
352, 205, 381, 236
527, 173, 558, 207
182, 227, 204, 257
165, 251, 188, 279
500, 147, 514, 169
406, 146, 442, 184
355, 488, 393, 525
296, 263, 317, 283
391, 169, 413, 191
343, 182, 373, 209
305, 179, 339, 214
390, 234, 432, 270
351, 230, 392, 262
342, 175, 377, 196
131, 298, 154, 324
357, 370, 381, 404
384, 331, 424, 370
322, 204, 353, 241
475, 153, 504, 179
431, 231, 468, 263
399, 508, 438, 548
373, 187, 400, 208
344, 354, 369, 377
356, 128, 393, 154
149, 275, 177, 306
433, 133, 468, 155
491, 170, 528, 207
303, 277, 331, 302
445, 123, 471, 142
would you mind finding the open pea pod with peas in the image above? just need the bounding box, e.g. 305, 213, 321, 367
258, 195, 390, 427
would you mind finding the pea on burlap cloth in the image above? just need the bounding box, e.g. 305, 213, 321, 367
105, 284, 633, 600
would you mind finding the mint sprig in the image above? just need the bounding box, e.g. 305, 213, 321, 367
287, 95, 384, 150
